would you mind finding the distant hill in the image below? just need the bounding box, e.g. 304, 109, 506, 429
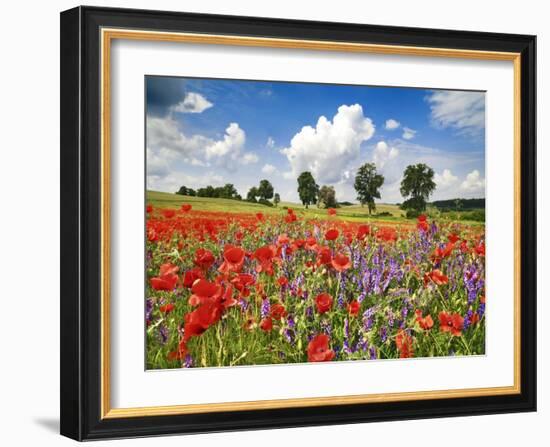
430, 198, 485, 210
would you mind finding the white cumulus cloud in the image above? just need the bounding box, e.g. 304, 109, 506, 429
385, 119, 400, 130
402, 127, 417, 140
373, 141, 399, 169
434, 168, 459, 190
261, 163, 277, 175
171, 92, 213, 114
281, 104, 375, 184
426, 90, 485, 136
460, 169, 485, 194
147, 115, 210, 165
266, 137, 275, 149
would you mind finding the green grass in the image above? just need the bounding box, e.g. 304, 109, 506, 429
147, 190, 409, 223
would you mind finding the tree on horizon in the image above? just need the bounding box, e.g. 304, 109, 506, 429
318, 185, 338, 209
400, 163, 436, 212
297, 171, 319, 208
354, 162, 384, 215
257, 179, 274, 201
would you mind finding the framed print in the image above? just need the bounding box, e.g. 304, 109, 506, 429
60, 6, 536, 441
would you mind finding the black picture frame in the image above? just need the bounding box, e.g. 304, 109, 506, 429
60, 5, 536, 441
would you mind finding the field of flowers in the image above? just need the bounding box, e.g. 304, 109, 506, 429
146, 202, 486, 369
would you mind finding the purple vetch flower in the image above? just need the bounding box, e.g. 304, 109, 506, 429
239, 298, 249, 312
337, 293, 345, 309
369, 346, 377, 360
380, 326, 387, 343
320, 320, 332, 337
283, 329, 295, 345
305, 306, 314, 319
463, 309, 474, 330
184, 354, 193, 368
363, 306, 376, 331
387, 310, 395, 328
159, 324, 168, 344
146, 298, 153, 325
260, 298, 271, 319
287, 314, 296, 328
477, 302, 486, 318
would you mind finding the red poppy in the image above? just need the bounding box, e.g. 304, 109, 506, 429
284, 209, 297, 223
150, 270, 179, 291
270, 303, 287, 320
325, 228, 339, 241
424, 269, 449, 286
417, 215, 429, 232
475, 242, 486, 257
162, 209, 176, 219
307, 334, 335, 362
305, 237, 318, 251
315, 293, 333, 314
316, 246, 332, 266
415, 309, 434, 330
256, 212, 264, 221
188, 279, 223, 306
218, 245, 246, 274
259, 317, 273, 332
480, 295, 486, 304
470, 312, 480, 325
181, 204, 192, 212
331, 252, 351, 272
183, 301, 223, 341
231, 273, 255, 297
146, 204, 153, 213
194, 248, 215, 270
327, 208, 337, 216
376, 227, 397, 242
438, 311, 464, 336
357, 224, 371, 240
277, 276, 289, 287
347, 300, 360, 317
395, 330, 414, 358
159, 263, 179, 276
432, 242, 454, 262
182, 268, 204, 288
159, 303, 175, 313
448, 233, 460, 244
460, 240, 469, 253
219, 284, 238, 309
254, 245, 278, 275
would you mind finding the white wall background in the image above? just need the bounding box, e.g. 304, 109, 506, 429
0, 0, 546, 444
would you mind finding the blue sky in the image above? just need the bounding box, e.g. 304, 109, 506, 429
146, 76, 485, 203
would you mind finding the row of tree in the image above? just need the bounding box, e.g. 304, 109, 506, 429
176, 184, 241, 200
246, 180, 281, 207
175, 162, 437, 214
295, 163, 436, 215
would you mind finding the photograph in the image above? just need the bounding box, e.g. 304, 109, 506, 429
145, 76, 487, 369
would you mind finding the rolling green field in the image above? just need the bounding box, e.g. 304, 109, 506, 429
146, 190, 407, 223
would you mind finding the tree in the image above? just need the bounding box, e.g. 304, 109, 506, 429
297, 171, 319, 208
273, 193, 281, 207
175, 185, 191, 196
246, 187, 259, 203
399, 163, 436, 212
353, 163, 384, 215
318, 185, 338, 209
257, 179, 274, 200
221, 183, 238, 199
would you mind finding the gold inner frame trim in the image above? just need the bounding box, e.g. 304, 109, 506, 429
100, 28, 522, 419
